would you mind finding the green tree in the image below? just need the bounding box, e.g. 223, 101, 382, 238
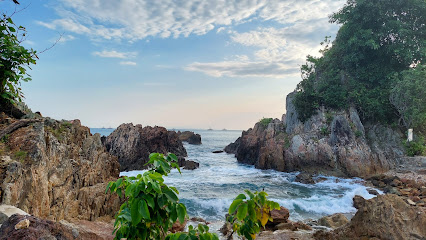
390, 64, 426, 135
294, 0, 426, 123
0, 11, 37, 103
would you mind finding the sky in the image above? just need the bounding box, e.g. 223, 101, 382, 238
1, 0, 346, 130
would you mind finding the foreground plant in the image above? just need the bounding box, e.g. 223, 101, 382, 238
106, 153, 186, 239
226, 190, 280, 240
166, 224, 219, 240
106, 153, 219, 240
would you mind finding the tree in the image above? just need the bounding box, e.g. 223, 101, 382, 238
294, 0, 426, 123
0, 10, 37, 103
390, 64, 426, 135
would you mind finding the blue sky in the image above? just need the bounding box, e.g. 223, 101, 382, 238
1, 0, 345, 130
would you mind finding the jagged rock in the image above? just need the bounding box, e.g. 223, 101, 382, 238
0, 117, 121, 222
317, 194, 426, 239
275, 221, 312, 231
265, 206, 290, 230
104, 123, 187, 171
317, 213, 349, 229
225, 91, 404, 178
177, 131, 202, 145
0, 214, 114, 240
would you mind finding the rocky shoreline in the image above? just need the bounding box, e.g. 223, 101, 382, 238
0, 103, 425, 239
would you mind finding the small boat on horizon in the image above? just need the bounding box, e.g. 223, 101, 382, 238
207, 128, 213, 131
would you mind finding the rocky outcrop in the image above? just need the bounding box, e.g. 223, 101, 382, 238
225, 91, 404, 178
104, 123, 187, 171
0, 114, 121, 222
0, 214, 114, 240
315, 194, 426, 239
0, 205, 29, 224
177, 131, 202, 145
317, 213, 349, 229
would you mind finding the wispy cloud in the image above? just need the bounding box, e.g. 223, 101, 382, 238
119, 61, 137, 66
185, 61, 299, 78
93, 50, 137, 59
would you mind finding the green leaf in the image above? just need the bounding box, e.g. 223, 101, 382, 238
169, 153, 178, 162
245, 190, 255, 199
105, 182, 113, 194
177, 203, 186, 223
130, 200, 143, 225
143, 194, 155, 209
8, 26, 15, 32
236, 203, 248, 221
228, 199, 243, 214
115, 178, 123, 188
163, 188, 179, 202
235, 194, 246, 200
139, 199, 150, 220
151, 181, 162, 193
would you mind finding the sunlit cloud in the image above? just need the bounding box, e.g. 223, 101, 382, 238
92, 50, 137, 59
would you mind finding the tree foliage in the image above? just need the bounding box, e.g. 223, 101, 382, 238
294, 0, 426, 123
390, 64, 426, 135
0, 12, 37, 103
226, 190, 280, 240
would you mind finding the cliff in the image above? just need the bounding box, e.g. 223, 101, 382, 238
225, 91, 405, 178
0, 112, 121, 221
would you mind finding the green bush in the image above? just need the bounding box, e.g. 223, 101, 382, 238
405, 137, 426, 157
258, 118, 273, 128
166, 224, 219, 240
13, 150, 27, 162
226, 190, 280, 240
106, 153, 218, 240
320, 126, 329, 136
354, 130, 363, 138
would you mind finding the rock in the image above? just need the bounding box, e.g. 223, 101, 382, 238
0, 117, 120, 222
352, 195, 365, 209
0, 214, 114, 240
0, 205, 29, 224
275, 221, 312, 231
367, 188, 379, 195
182, 160, 199, 170
323, 194, 426, 239
317, 213, 349, 229
104, 123, 187, 171
406, 199, 416, 205
265, 206, 290, 230
177, 131, 202, 145
295, 173, 315, 184
14, 218, 29, 230
225, 90, 404, 178
212, 150, 224, 153
171, 219, 187, 233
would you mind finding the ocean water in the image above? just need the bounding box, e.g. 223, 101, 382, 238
91, 128, 378, 224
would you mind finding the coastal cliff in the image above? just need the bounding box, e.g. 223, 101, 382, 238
0, 111, 121, 222
225, 91, 405, 178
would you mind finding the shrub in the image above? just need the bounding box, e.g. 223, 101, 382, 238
13, 150, 27, 162
354, 130, 363, 138
320, 126, 329, 136
405, 137, 426, 157
226, 190, 280, 240
258, 118, 273, 128
106, 153, 218, 240
166, 224, 219, 240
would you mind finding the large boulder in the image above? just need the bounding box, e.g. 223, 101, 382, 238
177, 131, 202, 145
316, 194, 426, 239
0, 116, 121, 222
317, 213, 349, 229
104, 123, 187, 171
0, 214, 114, 240
0, 205, 29, 224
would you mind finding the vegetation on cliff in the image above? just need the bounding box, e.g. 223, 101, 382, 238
294, 0, 425, 128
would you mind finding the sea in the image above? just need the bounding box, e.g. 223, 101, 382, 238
91, 128, 379, 233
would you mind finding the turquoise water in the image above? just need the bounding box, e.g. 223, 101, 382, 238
91, 128, 377, 222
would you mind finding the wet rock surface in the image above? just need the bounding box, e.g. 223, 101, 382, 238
104, 123, 187, 171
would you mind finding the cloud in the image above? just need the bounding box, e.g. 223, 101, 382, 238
93, 50, 137, 59
56, 34, 76, 43
119, 61, 137, 66
39, 0, 344, 41
185, 61, 299, 78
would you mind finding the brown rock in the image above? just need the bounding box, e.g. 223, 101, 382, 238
275, 221, 312, 231
182, 160, 199, 170
295, 173, 315, 184
268, 206, 290, 225
323, 194, 426, 239
14, 218, 30, 230
104, 123, 187, 171
0, 214, 114, 240
0, 118, 120, 221
317, 213, 349, 229
177, 131, 202, 145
